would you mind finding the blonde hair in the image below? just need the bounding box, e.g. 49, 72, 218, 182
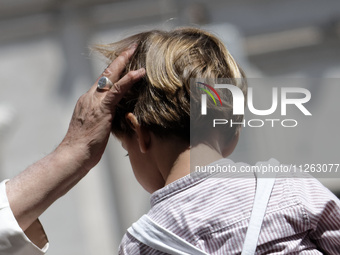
95, 27, 247, 144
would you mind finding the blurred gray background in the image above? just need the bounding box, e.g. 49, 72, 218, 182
0, 0, 340, 254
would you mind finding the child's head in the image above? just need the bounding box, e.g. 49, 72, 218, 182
95, 27, 247, 149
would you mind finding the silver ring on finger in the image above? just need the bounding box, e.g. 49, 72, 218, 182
97, 76, 113, 90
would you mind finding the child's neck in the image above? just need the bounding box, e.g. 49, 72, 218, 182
163, 143, 223, 187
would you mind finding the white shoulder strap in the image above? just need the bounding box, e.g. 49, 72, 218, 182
128, 172, 276, 255
241, 175, 276, 255
128, 214, 209, 255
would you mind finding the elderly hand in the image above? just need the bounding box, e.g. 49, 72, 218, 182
59, 46, 145, 172
6, 46, 144, 231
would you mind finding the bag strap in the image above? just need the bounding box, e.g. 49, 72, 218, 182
128, 170, 276, 255
128, 214, 209, 255
241, 175, 276, 255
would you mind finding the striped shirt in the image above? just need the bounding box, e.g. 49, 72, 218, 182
119, 158, 340, 254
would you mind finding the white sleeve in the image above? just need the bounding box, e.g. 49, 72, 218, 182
0, 180, 49, 255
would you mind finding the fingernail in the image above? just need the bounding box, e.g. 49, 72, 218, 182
130, 43, 138, 49
138, 68, 146, 77
128, 43, 138, 51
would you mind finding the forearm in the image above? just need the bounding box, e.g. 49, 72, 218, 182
6, 143, 89, 231
4, 46, 143, 233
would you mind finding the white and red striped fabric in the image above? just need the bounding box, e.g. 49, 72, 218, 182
119, 158, 340, 254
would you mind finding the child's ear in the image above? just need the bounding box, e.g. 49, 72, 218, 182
125, 113, 150, 153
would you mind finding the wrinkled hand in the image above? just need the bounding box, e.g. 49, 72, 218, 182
60, 47, 145, 172
5, 47, 145, 232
